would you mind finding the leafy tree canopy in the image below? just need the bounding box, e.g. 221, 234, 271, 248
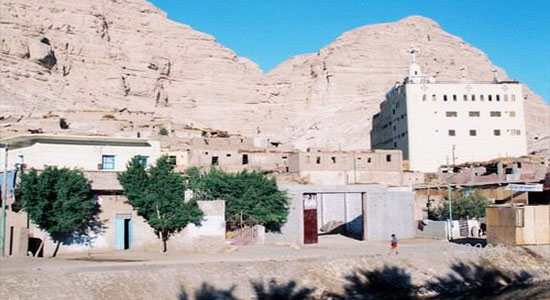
118, 156, 203, 252
433, 189, 491, 220
17, 167, 95, 256
184, 167, 289, 231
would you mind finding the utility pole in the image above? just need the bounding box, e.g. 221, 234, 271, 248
0, 142, 8, 257
446, 150, 454, 241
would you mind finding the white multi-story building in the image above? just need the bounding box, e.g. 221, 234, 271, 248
371, 55, 527, 172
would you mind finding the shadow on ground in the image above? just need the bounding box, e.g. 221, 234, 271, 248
175, 262, 543, 300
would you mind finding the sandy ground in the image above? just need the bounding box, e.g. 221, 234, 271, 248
1, 236, 549, 299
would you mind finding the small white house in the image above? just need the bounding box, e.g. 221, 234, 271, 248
0, 134, 161, 171
0, 135, 226, 256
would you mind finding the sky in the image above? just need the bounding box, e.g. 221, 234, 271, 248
150, 1, 550, 103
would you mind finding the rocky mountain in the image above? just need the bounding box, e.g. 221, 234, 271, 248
1, 0, 548, 155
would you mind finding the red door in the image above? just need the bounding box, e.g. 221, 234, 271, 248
303, 193, 318, 244
303, 209, 318, 244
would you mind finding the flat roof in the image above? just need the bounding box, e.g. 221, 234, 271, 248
0, 134, 155, 150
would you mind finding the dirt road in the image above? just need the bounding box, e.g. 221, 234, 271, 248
1, 236, 549, 299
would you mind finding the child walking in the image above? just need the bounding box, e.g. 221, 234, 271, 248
388, 234, 399, 255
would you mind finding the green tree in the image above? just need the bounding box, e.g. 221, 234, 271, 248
184, 167, 289, 231
118, 156, 203, 252
434, 189, 491, 220
17, 167, 95, 257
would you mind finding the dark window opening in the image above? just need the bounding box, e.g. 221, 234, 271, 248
211, 156, 219, 166
494, 130, 501, 136
226, 153, 231, 157
242, 154, 248, 165
386, 155, 392, 162
331, 156, 336, 164
469, 130, 477, 136
449, 130, 456, 136
316, 157, 321, 164
124, 219, 130, 250
367, 158, 372, 163
453, 95, 457, 101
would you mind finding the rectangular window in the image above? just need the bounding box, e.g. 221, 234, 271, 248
367, 157, 372, 163
448, 130, 456, 136
211, 156, 219, 166
242, 154, 249, 165
469, 111, 480, 117
316, 156, 321, 164
422, 94, 427, 101
511, 129, 521, 136
469, 130, 477, 136
102, 155, 115, 170
471, 95, 476, 101
490, 111, 501, 117
504, 95, 508, 101
494, 129, 501, 136
480, 95, 484, 101
496, 95, 500, 101
446, 111, 458, 117
386, 154, 392, 162
488, 95, 493, 101
463, 95, 468, 101
331, 156, 336, 164
138, 156, 149, 166
453, 95, 457, 101
432, 94, 436, 101
509, 111, 516, 117
443, 95, 448, 101
511, 95, 516, 102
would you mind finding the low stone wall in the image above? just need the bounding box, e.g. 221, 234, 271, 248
416, 220, 448, 239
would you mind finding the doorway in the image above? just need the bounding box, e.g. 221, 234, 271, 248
115, 214, 133, 250
303, 193, 318, 244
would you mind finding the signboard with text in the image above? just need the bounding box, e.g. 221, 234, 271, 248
505, 184, 543, 192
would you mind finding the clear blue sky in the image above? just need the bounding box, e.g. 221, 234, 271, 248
150, 0, 549, 103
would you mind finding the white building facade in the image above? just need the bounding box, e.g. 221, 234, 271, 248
371, 61, 527, 172
0, 135, 161, 172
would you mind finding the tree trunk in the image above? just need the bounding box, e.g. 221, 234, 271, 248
162, 235, 167, 253
34, 239, 45, 257
51, 240, 61, 258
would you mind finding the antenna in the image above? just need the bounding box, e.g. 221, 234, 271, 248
407, 47, 418, 63
491, 68, 499, 83
459, 65, 467, 80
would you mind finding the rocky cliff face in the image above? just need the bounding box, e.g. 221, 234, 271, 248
1, 0, 548, 155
